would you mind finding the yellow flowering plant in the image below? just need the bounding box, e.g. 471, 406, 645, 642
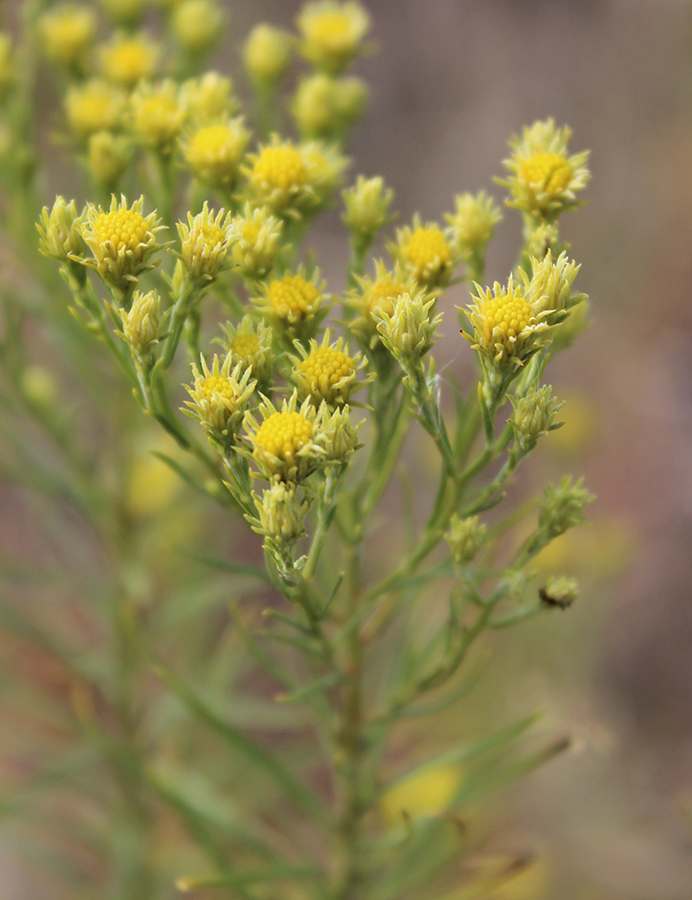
0, 1, 596, 899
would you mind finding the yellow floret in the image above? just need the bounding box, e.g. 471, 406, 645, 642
482, 292, 533, 353
100, 36, 158, 86
253, 145, 307, 191
298, 346, 354, 399
519, 152, 573, 195
269, 275, 319, 319
231, 333, 260, 360
405, 227, 451, 274
93, 207, 149, 252
197, 374, 237, 403
255, 412, 313, 462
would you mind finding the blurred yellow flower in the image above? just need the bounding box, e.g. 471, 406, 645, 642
380, 765, 462, 827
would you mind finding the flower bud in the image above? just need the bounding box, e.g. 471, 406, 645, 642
243, 24, 291, 86
509, 384, 564, 454
87, 131, 133, 191
172, 0, 225, 55
250, 481, 311, 550
37, 196, 85, 263
39, 4, 97, 68
130, 80, 187, 152
177, 203, 234, 285
291, 73, 367, 140
446, 191, 502, 262
373, 289, 441, 365
184, 354, 256, 448
538, 476, 594, 541
99, 0, 145, 27
119, 289, 163, 356
445, 514, 487, 565
540, 576, 578, 610
342, 176, 393, 247
296, 0, 370, 75
230, 203, 283, 281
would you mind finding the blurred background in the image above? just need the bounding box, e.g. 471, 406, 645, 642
3, 0, 692, 898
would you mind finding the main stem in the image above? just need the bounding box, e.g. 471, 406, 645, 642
334, 543, 364, 900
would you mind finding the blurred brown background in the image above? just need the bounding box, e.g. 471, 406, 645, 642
4, 0, 692, 897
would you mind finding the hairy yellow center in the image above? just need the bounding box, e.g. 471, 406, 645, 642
364, 279, 406, 319
197, 375, 236, 404
405, 228, 451, 272
255, 412, 313, 461
231, 333, 260, 360
93, 209, 149, 251
102, 41, 155, 85
191, 222, 226, 252
309, 13, 353, 44
269, 275, 319, 318
520, 152, 572, 194
298, 347, 354, 396
253, 146, 307, 190
483, 293, 533, 351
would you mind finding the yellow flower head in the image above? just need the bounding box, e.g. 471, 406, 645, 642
499, 119, 590, 221
296, 0, 370, 74
64, 79, 127, 141
99, 33, 160, 87
461, 276, 549, 369
256, 268, 328, 344
302, 140, 349, 209
180, 72, 237, 122
80, 194, 165, 297
185, 353, 256, 446
172, 0, 225, 54
244, 136, 314, 219
391, 214, 456, 290
39, 4, 97, 67
182, 117, 250, 189
230, 202, 283, 281
130, 80, 187, 150
176, 202, 234, 284
381, 766, 462, 827
290, 330, 369, 406
216, 315, 275, 387
520, 250, 584, 322
244, 390, 328, 483
243, 24, 291, 85
87, 131, 133, 190
374, 288, 441, 365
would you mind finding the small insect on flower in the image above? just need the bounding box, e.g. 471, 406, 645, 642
39, 3, 97, 68
182, 117, 250, 190
79, 195, 166, 299
390, 214, 457, 291
290, 329, 371, 407
296, 0, 371, 75
255, 267, 329, 344
498, 118, 590, 222
184, 353, 256, 448
176, 203, 235, 284
64, 79, 128, 141
98, 32, 161, 87
244, 391, 328, 484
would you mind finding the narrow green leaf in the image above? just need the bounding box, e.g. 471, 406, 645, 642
276, 672, 343, 704
176, 547, 272, 583
152, 659, 326, 822
177, 863, 320, 891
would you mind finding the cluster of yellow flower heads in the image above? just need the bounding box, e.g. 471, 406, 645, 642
32, 0, 590, 565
